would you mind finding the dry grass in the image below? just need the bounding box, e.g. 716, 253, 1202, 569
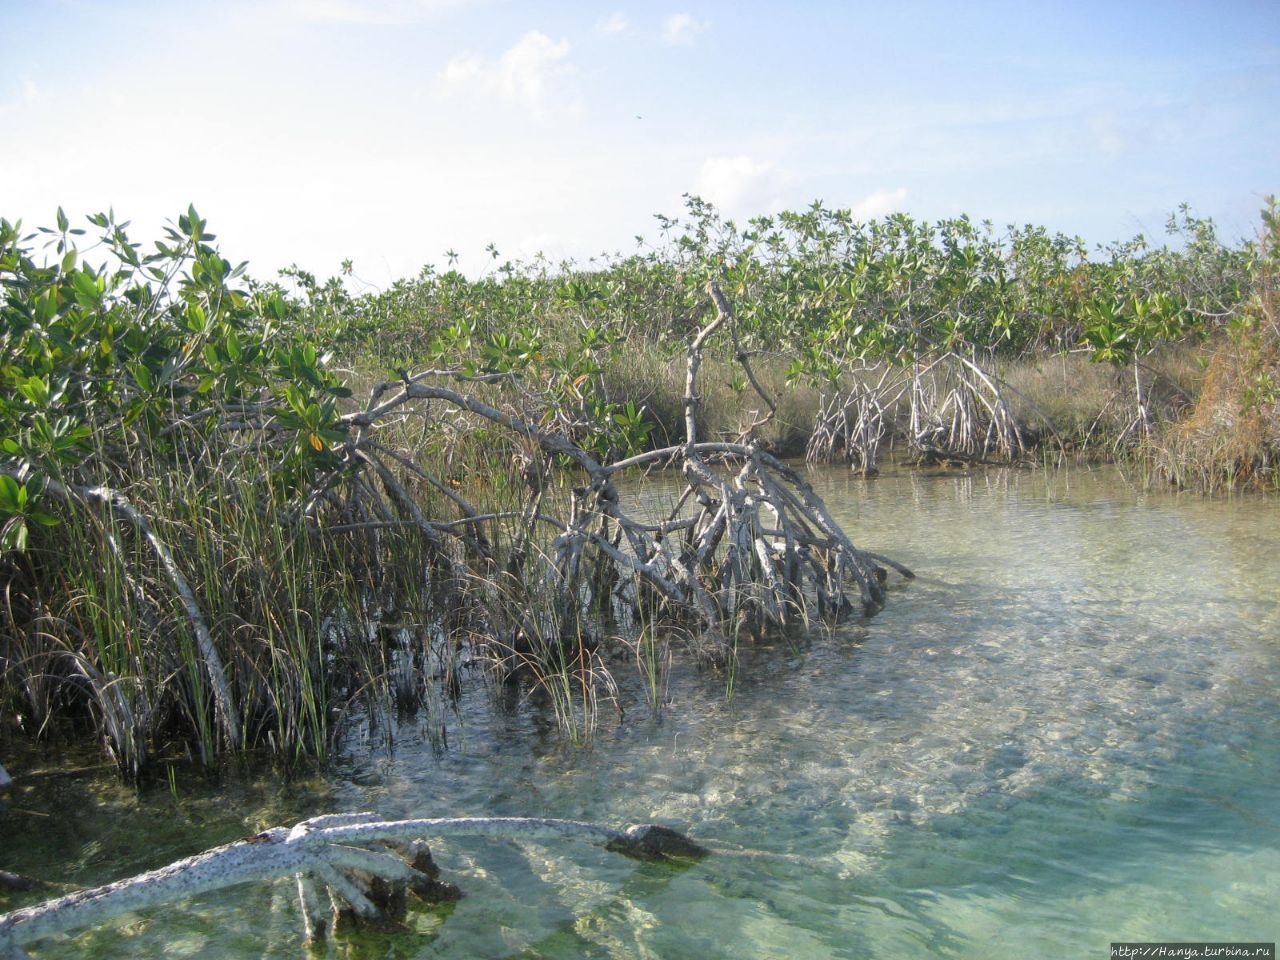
344, 336, 1226, 471
598, 347, 821, 455
1148, 212, 1280, 491
1152, 333, 1279, 490
1001, 348, 1204, 451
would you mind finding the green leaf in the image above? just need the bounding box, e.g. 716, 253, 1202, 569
284, 385, 310, 418
1, 517, 30, 553
18, 376, 50, 407
130, 361, 154, 392
186, 303, 208, 332
0, 475, 21, 512
69, 269, 102, 306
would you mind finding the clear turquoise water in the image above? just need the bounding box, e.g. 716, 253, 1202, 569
3, 465, 1278, 958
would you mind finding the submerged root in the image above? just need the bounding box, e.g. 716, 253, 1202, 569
909, 352, 1027, 464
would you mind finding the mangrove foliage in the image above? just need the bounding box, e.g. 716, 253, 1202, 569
1, 197, 1275, 779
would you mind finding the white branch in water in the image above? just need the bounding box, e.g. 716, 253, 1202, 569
0, 813, 706, 957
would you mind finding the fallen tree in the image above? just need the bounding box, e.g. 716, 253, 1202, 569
0, 812, 707, 957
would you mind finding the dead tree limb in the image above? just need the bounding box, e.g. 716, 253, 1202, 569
706, 281, 778, 440
0, 813, 707, 957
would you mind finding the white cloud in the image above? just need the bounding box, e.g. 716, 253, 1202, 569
696, 155, 783, 215
287, 0, 463, 24
851, 187, 908, 220
596, 11, 628, 34
662, 13, 708, 45
438, 31, 579, 117
441, 53, 485, 85
498, 32, 574, 105
0, 79, 42, 116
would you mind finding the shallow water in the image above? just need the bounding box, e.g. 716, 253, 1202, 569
4, 464, 1278, 958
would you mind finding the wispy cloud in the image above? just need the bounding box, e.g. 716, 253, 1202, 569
0, 79, 42, 116
662, 13, 708, 46
287, 0, 465, 25
696, 155, 785, 215
596, 11, 628, 34
851, 187, 908, 220
438, 31, 580, 118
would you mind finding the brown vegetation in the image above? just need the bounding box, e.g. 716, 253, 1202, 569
1152, 210, 1280, 490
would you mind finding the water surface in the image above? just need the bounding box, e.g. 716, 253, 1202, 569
4, 464, 1277, 958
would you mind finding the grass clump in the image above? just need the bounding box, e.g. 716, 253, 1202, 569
1151, 204, 1280, 490
0, 209, 485, 776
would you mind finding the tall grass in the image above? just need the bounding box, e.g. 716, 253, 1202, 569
1001, 348, 1203, 454
2, 423, 503, 775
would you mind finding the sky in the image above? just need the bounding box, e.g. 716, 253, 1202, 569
2, 0, 1278, 283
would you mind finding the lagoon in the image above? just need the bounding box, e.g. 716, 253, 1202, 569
3, 464, 1277, 958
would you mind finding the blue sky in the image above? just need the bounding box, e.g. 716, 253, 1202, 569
2, 0, 1277, 281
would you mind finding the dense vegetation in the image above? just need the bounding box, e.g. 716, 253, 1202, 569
291, 197, 1266, 470
1, 198, 1274, 778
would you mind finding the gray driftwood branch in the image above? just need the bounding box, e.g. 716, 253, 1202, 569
0, 813, 707, 958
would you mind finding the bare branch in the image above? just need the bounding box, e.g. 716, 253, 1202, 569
0, 813, 707, 954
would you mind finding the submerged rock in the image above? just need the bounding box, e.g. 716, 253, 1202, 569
608, 823, 711, 862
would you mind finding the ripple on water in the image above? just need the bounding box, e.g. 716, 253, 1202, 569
5, 466, 1278, 960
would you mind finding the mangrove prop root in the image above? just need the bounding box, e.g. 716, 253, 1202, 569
333, 282, 909, 668
0, 813, 708, 957
0, 282, 910, 781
